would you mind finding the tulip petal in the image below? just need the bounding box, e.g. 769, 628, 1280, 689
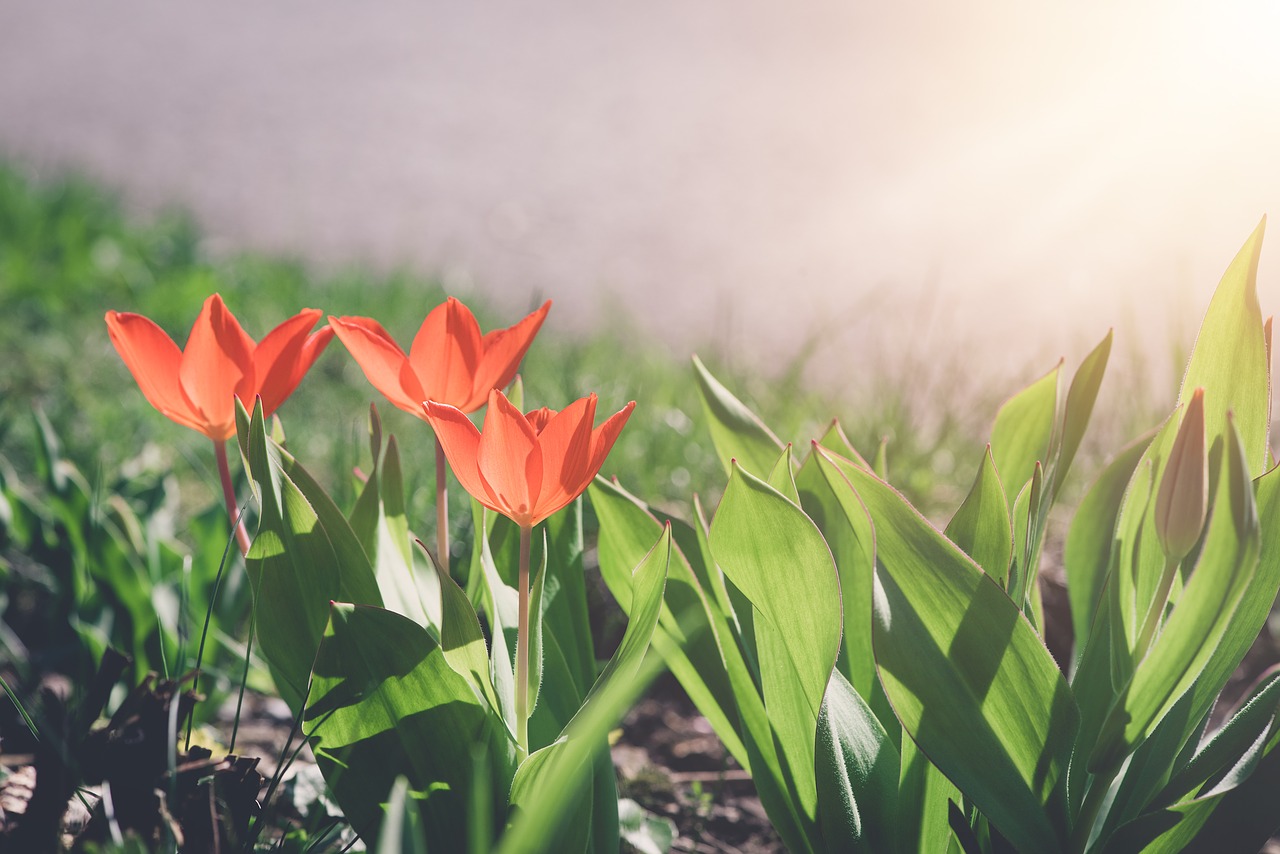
476, 391, 541, 526
253, 309, 330, 415
179, 294, 255, 440
470, 300, 552, 410
425, 401, 506, 513
330, 316, 427, 417
530, 394, 597, 523
105, 311, 207, 435
410, 298, 484, 409
585, 400, 636, 484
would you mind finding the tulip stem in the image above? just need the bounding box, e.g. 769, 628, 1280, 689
214, 440, 251, 557
516, 523, 532, 757
436, 437, 450, 577
1134, 555, 1180, 661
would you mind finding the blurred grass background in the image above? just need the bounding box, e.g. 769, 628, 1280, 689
0, 159, 1173, 552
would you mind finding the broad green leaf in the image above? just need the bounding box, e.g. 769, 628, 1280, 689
1063, 431, 1155, 658
236, 399, 382, 712
797, 443, 879, 707
819, 448, 1078, 853
817, 419, 872, 469
434, 545, 507, 731
542, 503, 596, 699
815, 669, 900, 854
306, 603, 501, 849
1178, 219, 1269, 475
898, 735, 960, 854
527, 537, 549, 721
692, 353, 784, 478
873, 438, 889, 482
1102, 706, 1280, 854
350, 412, 434, 628
590, 477, 746, 766
1167, 462, 1280, 744
1090, 419, 1260, 773
768, 444, 801, 504
710, 463, 842, 823
501, 526, 670, 854
377, 776, 429, 854
990, 361, 1060, 500
945, 446, 1013, 587
1054, 331, 1113, 498
1159, 668, 1280, 806
590, 477, 814, 852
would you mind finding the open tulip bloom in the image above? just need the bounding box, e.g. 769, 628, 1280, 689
106, 293, 333, 553
330, 297, 551, 570
425, 389, 634, 753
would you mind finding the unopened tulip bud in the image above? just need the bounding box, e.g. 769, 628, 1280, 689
1155, 388, 1208, 562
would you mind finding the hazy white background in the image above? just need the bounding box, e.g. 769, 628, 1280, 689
1, 0, 1277, 389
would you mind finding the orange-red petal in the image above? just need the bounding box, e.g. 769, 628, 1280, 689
531, 395, 597, 522
179, 294, 255, 440
469, 301, 552, 410
105, 310, 208, 435
253, 308, 329, 415
424, 400, 504, 514
476, 390, 541, 525
329, 315, 427, 417
585, 401, 636, 484
409, 298, 484, 409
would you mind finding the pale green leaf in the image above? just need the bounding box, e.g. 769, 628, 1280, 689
692, 354, 784, 478
945, 445, 1012, 587
819, 448, 1078, 853
710, 463, 842, 822
1179, 218, 1269, 475
990, 361, 1061, 500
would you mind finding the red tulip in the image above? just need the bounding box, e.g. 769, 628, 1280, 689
329, 297, 551, 417
425, 390, 634, 528
105, 294, 333, 442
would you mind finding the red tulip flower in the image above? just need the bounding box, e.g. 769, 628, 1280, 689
106, 293, 333, 554
328, 297, 551, 417
425, 390, 634, 529
331, 297, 551, 572
425, 388, 633, 755
105, 293, 333, 443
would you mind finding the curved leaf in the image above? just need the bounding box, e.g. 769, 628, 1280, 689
818, 448, 1078, 853
692, 354, 784, 478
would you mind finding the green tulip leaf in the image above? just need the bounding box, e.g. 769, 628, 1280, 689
235, 398, 383, 712
1090, 419, 1261, 773
818, 447, 1078, 853
1063, 430, 1155, 656
710, 463, 842, 824
945, 445, 1013, 587
797, 443, 880, 710
989, 360, 1060, 501
501, 524, 670, 854
305, 602, 502, 849
814, 669, 900, 854
1055, 330, 1113, 498
693, 353, 784, 478
1179, 218, 1269, 476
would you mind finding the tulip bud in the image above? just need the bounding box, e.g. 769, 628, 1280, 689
1154, 388, 1208, 562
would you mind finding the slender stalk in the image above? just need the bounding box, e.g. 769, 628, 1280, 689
516, 523, 532, 756
214, 440, 252, 556
1134, 555, 1180, 660
436, 436, 450, 577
